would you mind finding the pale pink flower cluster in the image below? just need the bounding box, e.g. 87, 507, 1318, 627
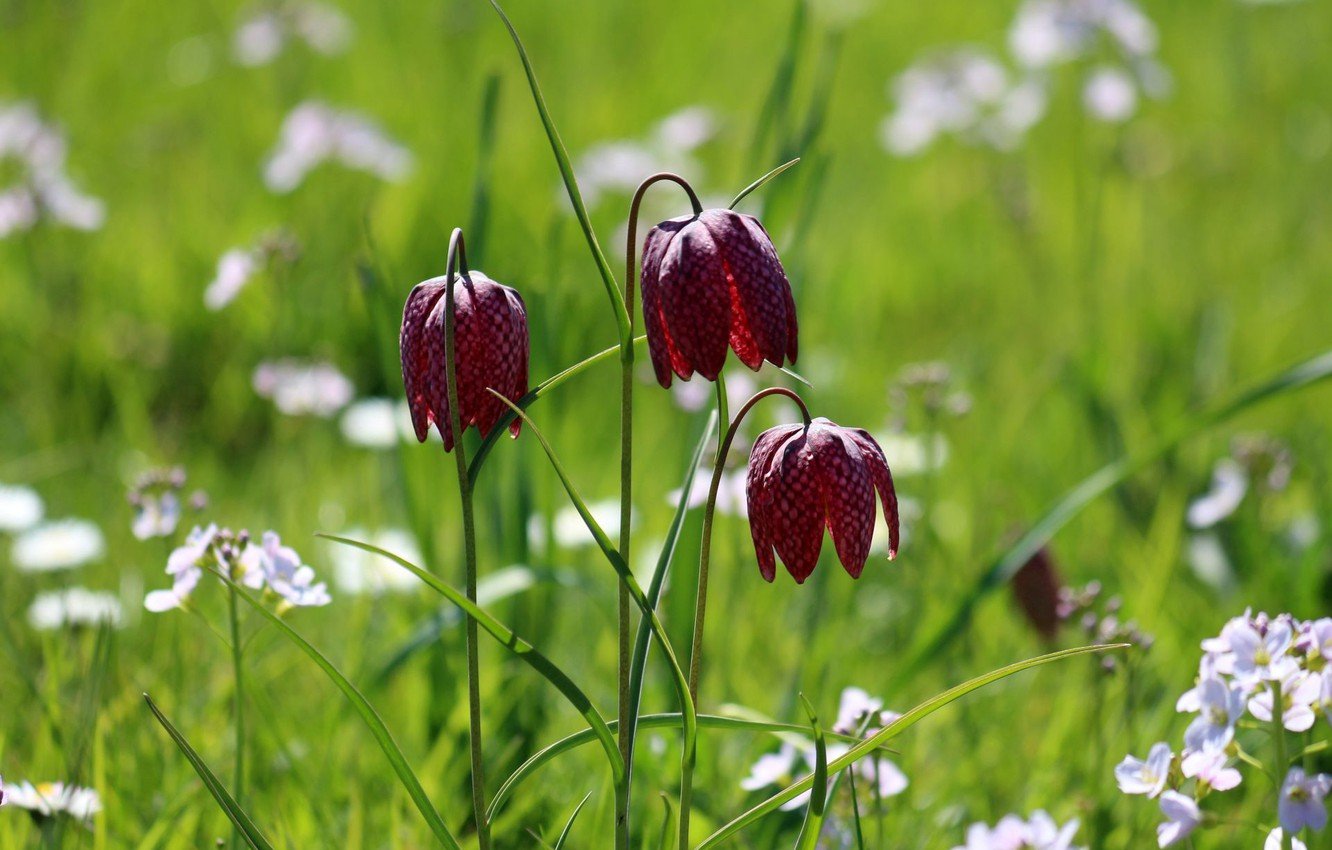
233, 1, 352, 66
252, 358, 354, 417
0, 102, 104, 237
263, 101, 412, 193
1116, 610, 1332, 846
145, 525, 330, 612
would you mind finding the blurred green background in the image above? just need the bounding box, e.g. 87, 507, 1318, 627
1, 0, 1330, 846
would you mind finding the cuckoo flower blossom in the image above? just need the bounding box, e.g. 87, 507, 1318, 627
1279, 768, 1331, 834
400, 271, 529, 452
1115, 742, 1172, 797
746, 418, 898, 583
639, 208, 797, 387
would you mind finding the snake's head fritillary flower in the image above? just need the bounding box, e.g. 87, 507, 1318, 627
746, 418, 898, 583
640, 208, 797, 388
1011, 545, 1064, 640
400, 271, 530, 452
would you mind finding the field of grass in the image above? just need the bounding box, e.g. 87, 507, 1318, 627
2, 0, 1331, 846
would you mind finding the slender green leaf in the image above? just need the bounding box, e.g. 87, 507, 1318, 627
321, 534, 623, 782
467, 72, 502, 266
223, 579, 461, 849
793, 695, 827, 850
894, 349, 1332, 686
623, 412, 717, 780
372, 565, 581, 686
552, 792, 592, 850
488, 713, 882, 819
485, 0, 630, 342
698, 644, 1125, 848
468, 336, 647, 484
729, 158, 800, 210
143, 695, 274, 850
656, 794, 678, 850
748, 0, 807, 165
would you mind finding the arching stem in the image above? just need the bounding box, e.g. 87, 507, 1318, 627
443, 228, 490, 850
680, 387, 812, 848
618, 173, 703, 850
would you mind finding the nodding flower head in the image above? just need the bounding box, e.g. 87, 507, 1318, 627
400, 271, 529, 452
746, 418, 898, 583
1011, 545, 1064, 641
639, 208, 797, 388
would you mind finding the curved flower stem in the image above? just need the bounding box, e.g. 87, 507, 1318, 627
680, 387, 811, 848
443, 228, 490, 850
1271, 681, 1292, 850
226, 583, 245, 850
617, 173, 703, 850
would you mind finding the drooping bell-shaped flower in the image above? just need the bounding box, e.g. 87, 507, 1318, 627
640, 208, 797, 388
400, 271, 529, 452
746, 418, 898, 583
1010, 545, 1063, 641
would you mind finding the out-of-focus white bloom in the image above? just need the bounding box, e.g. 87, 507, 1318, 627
740, 744, 811, 810
1185, 532, 1234, 590
953, 810, 1082, 850
204, 247, 261, 310
1155, 791, 1200, 848
1180, 748, 1241, 791
881, 49, 1045, 156
528, 499, 631, 551
669, 469, 747, 517
1082, 66, 1138, 122
1249, 672, 1320, 732
132, 491, 181, 540
574, 106, 717, 208
339, 397, 407, 449
1, 781, 101, 821
1115, 742, 1171, 797
1187, 459, 1249, 529
0, 102, 104, 238
1009, 0, 1157, 68
233, 2, 352, 66
1279, 767, 1331, 833
28, 588, 124, 630
873, 431, 949, 477
670, 370, 757, 415
0, 483, 43, 532
263, 101, 412, 193
327, 527, 421, 595
11, 520, 105, 572
249, 531, 331, 608
253, 359, 354, 417
1266, 830, 1309, 850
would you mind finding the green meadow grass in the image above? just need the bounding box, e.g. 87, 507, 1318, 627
1, 0, 1330, 846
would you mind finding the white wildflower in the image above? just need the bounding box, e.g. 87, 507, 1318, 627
11, 520, 105, 572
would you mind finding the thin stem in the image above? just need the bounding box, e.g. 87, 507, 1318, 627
620, 172, 703, 850
1272, 680, 1292, 850
443, 228, 490, 850
681, 386, 812, 848
226, 582, 245, 850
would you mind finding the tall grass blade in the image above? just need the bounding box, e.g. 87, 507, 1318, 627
469, 336, 648, 484
143, 695, 275, 850
467, 72, 502, 266
894, 349, 1332, 685
697, 644, 1125, 848
656, 794, 677, 850
623, 411, 716, 782
484, 0, 630, 342
321, 534, 624, 781
793, 694, 827, 850
552, 792, 592, 850
489, 713, 881, 819
223, 580, 461, 849
729, 158, 800, 210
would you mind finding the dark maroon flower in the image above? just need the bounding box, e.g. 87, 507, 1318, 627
400, 271, 529, 452
640, 209, 798, 388
746, 418, 898, 583
1010, 546, 1064, 641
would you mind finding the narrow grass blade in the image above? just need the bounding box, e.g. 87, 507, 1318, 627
552, 792, 592, 850
656, 794, 677, 850
893, 349, 1332, 686
372, 566, 581, 686
748, 0, 807, 165
468, 336, 648, 484
697, 644, 1124, 848
143, 695, 274, 850
488, 713, 881, 819
223, 580, 461, 849
467, 72, 502, 266
729, 158, 800, 210
485, 0, 630, 342
845, 767, 866, 850
623, 411, 717, 776
321, 534, 623, 782
793, 695, 827, 850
